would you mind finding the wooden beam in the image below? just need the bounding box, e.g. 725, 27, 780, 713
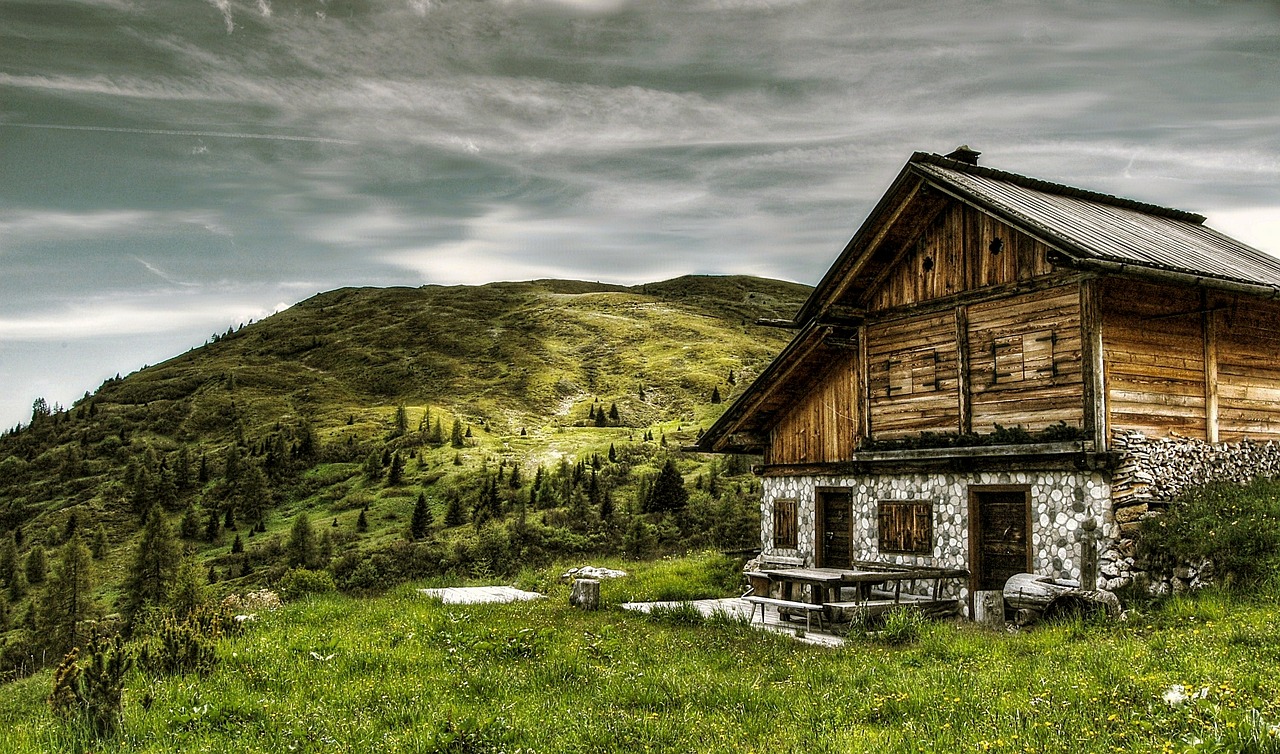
955, 304, 972, 435
1204, 293, 1219, 444
1080, 279, 1108, 452
824, 179, 924, 308
857, 323, 871, 446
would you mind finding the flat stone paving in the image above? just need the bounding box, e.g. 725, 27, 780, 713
620, 597, 845, 648
417, 586, 545, 604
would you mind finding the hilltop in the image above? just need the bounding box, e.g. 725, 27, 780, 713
0, 274, 809, 676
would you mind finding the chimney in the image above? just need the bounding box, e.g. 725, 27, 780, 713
944, 145, 981, 165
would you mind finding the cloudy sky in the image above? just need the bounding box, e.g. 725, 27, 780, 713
2, 0, 1280, 429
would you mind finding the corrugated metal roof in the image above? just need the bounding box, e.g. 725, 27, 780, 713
914, 160, 1280, 289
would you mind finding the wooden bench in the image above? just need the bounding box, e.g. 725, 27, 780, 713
743, 595, 826, 632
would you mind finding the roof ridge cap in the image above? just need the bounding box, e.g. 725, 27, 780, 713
909, 152, 1207, 224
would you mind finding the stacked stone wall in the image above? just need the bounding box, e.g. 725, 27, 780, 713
761, 469, 1109, 601
1104, 431, 1280, 592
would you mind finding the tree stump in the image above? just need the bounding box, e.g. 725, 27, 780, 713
570, 579, 600, 611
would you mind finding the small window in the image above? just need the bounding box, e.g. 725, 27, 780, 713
878, 500, 932, 555
773, 498, 798, 549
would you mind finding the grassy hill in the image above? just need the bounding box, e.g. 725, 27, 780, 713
0, 275, 809, 676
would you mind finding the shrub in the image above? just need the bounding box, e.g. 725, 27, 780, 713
48, 635, 132, 738
1138, 479, 1280, 588
278, 567, 337, 601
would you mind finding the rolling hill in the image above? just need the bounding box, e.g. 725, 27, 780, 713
0, 274, 809, 674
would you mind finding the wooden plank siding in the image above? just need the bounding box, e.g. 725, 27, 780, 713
966, 285, 1085, 433
865, 203, 1057, 312
1101, 280, 1207, 438
866, 311, 960, 439
1216, 296, 1280, 440
766, 350, 859, 465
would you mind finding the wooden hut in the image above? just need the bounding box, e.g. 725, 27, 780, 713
696, 147, 1280, 600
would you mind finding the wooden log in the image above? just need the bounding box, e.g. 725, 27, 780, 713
569, 579, 600, 611
1003, 573, 1120, 620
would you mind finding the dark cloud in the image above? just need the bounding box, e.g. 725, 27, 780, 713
2, 0, 1279, 426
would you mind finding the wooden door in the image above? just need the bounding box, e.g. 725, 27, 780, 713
816, 488, 853, 568
969, 487, 1031, 591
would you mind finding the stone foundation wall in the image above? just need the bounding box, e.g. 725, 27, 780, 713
761, 469, 1110, 600
1105, 431, 1280, 592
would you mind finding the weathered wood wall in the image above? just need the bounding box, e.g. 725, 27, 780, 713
1101, 280, 1206, 439
866, 311, 960, 439
767, 350, 858, 464
966, 285, 1085, 433
866, 203, 1057, 311
1212, 294, 1280, 440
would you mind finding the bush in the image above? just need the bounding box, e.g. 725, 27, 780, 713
277, 567, 337, 601
48, 635, 132, 738
1139, 479, 1280, 588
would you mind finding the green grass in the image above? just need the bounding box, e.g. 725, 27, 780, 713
4, 557, 1280, 753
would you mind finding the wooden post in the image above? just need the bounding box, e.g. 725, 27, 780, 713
570, 579, 601, 611
1080, 279, 1108, 452
1079, 518, 1098, 591
857, 323, 871, 446
1204, 301, 1219, 444
955, 305, 972, 435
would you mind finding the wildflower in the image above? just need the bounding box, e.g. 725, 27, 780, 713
1163, 685, 1187, 706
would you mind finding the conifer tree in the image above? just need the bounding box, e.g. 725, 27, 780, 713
0, 531, 17, 585
90, 525, 108, 559
363, 451, 383, 482
443, 494, 466, 528
508, 464, 521, 489
230, 533, 243, 554
609, 402, 620, 422
394, 405, 409, 437
594, 408, 607, 427
356, 509, 369, 533
124, 506, 181, 627
63, 511, 80, 544
25, 545, 47, 585
388, 452, 405, 486
711, 386, 722, 404
410, 492, 432, 540
450, 419, 465, 448
645, 460, 689, 513
38, 534, 95, 655
600, 491, 615, 522
285, 513, 317, 569
237, 463, 270, 526
179, 505, 202, 540
8, 563, 27, 601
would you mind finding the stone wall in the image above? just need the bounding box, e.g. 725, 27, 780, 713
761, 469, 1110, 601
1104, 431, 1280, 592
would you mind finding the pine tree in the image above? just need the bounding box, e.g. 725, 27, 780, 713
508, 464, 521, 489
410, 492, 431, 540
450, 419, 465, 448
63, 511, 80, 544
237, 464, 270, 526
394, 405, 409, 437
8, 564, 27, 601
600, 491, 614, 522
124, 506, 181, 626
594, 408, 607, 427
90, 525, 108, 559
727, 369, 736, 385
356, 509, 369, 533
25, 545, 47, 585
443, 494, 466, 527
388, 452, 405, 486
230, 533, 243, 554
0, 531, 17, 586
179, 505, 202, 539
364, 451, 383, 482
38, 534, 95, 656
645, 460, 689, 513
286, 513, 317, 569
711, 386, 722, 404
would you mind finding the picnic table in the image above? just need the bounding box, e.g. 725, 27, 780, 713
745, 562, 970, 627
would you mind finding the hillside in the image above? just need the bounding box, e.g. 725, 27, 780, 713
0, 274, 809, 677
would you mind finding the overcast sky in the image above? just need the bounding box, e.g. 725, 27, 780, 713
2, 0, 1280, 430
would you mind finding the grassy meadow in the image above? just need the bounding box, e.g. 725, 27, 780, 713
2, 552, 1279, 753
